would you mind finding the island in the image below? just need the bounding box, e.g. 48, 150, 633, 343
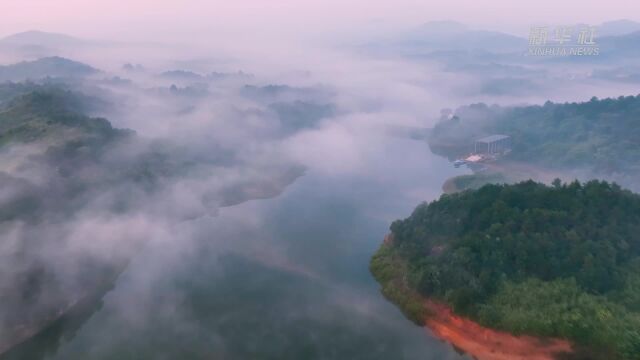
371, 180, 640, 360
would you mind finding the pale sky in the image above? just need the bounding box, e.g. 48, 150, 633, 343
1, 0, 639, 41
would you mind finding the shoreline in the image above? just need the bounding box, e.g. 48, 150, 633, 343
370, 241, 574, 360
376, 154, 581, 359
0, 170, 305, 358
0, 259, 127, 357
423, 300, 572, 360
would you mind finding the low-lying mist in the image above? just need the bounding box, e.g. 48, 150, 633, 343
0, 23, 638, 359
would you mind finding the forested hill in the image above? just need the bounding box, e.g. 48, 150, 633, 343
371, 180, 640, 359
0, 89, 128, 147
429, 95, 640, 175
0, 57, 98, 82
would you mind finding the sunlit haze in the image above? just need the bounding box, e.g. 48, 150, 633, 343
2, 0, 639, 41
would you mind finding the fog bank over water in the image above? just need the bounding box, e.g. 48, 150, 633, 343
0, 23, 478, 358
35, 132, 470, 360
1, 5, 640, 357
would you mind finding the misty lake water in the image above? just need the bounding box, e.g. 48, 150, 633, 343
7, 135, 471, 360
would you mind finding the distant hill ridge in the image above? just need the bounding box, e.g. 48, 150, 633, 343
0, 56, 98, 82
0, 30, 86, 47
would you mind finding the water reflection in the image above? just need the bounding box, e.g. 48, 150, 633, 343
2, 285, 109, 360
6, 136, 470, 360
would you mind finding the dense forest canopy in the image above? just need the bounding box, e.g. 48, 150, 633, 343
429, 95, 640, 176
372, 180, 640, 359
0, 89, 127, 146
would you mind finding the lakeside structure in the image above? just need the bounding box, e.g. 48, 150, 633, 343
474, 135, 511, 155
453, 135, 512, 169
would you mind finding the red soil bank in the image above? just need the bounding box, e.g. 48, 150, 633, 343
423, 300, 573, 360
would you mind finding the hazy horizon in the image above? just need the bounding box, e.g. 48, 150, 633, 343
2, 1, 640, 42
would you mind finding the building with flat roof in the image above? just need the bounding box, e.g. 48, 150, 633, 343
475, 135, 511, 155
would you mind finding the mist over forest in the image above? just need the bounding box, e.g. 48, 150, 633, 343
0, 7, 640, 360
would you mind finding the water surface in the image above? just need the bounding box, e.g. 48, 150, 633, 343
11, 135, 471, 360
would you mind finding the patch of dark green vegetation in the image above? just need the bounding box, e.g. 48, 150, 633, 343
429, 95, 640, 175
0, 89, 128, 146
443, 172, 509, 193
372, 180, 640, 359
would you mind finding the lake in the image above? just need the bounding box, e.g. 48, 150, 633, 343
5, 134, 471, 360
